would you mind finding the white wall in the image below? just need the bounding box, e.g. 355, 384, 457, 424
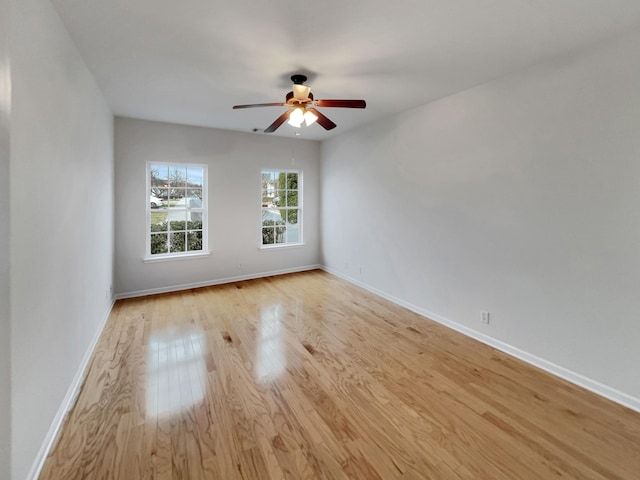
322, 29, 640, 405
114, 118, 321, 296
0, 0, 11, 476
10, 0, 114, 477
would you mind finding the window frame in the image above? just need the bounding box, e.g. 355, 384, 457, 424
144, 161, 209, 262
260, 169, 303, 249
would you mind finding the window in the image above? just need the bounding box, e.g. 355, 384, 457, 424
261, 170, 302, 247
146, 163, 208, 259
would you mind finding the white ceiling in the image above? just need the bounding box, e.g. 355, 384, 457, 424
51, 0, 640, 141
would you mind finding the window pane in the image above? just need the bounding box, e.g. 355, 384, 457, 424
168, 211, 186, 231
286, 172, 298, 189
174, 188, 186, 201
285, 191, 298, 207
187, 231, 203, 251
187, 188, 202, 201
262, 172, 273, 198
170, 232, 186, 252
185, 191, 203, 215
276, 171, 285, 187
262, 208, 283, 227
279, 208, 297, 225
262, 227, 275, 245
272, 184, 282, 204
150, 165, 168, 187
275, 224, 287, 244
153, 188, 168, 205
150, 192, 163, 209
187, 217, 203, 229
167, 190, 187, 208
282, 209, 296, 225
188, 211, 203, 224
150, 214, 168, 232
187, 167, 203, 188
286, 223, 300, 243
169, 166, 187, 187
150, 233, 168, 254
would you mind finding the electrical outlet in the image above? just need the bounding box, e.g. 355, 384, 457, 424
480, 311, 490, 324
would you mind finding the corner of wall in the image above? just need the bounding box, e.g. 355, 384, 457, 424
0, 0, 11, 475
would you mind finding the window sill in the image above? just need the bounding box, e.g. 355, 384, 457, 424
259, 243, 305, 251
143, 251, 211, 263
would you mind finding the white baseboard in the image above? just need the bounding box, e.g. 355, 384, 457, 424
26, 297, 116, 480
115, 264, 322, 300
320, 266, 640, 414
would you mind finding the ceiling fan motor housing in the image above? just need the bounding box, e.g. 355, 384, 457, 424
286, 91, 313, 104
291, 74, 307, 85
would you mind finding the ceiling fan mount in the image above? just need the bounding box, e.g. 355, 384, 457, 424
290, 74, 308, 85
233, 73, 366, 133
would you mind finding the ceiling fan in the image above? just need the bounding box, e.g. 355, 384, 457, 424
233, 74, 366, 133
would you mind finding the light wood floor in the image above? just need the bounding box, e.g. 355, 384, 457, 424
40, 270, 640, 479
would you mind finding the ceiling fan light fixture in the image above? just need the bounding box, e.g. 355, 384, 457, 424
304, 110, 318, 126
292, 84, 311, 100
287, 107, 304, 127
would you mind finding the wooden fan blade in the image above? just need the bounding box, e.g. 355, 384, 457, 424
264, 108, 294, 133
233, 102, 286, 109
308, 108, 336, 130
315, 99, 366, 108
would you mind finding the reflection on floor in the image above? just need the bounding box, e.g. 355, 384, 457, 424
147, 328, 206, 417
255, 303, 285, 381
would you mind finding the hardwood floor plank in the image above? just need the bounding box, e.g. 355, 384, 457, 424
39, 270, 640, 479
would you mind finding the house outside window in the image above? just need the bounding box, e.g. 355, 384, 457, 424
146, 163, 208, 260
261, 170, 302, 247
